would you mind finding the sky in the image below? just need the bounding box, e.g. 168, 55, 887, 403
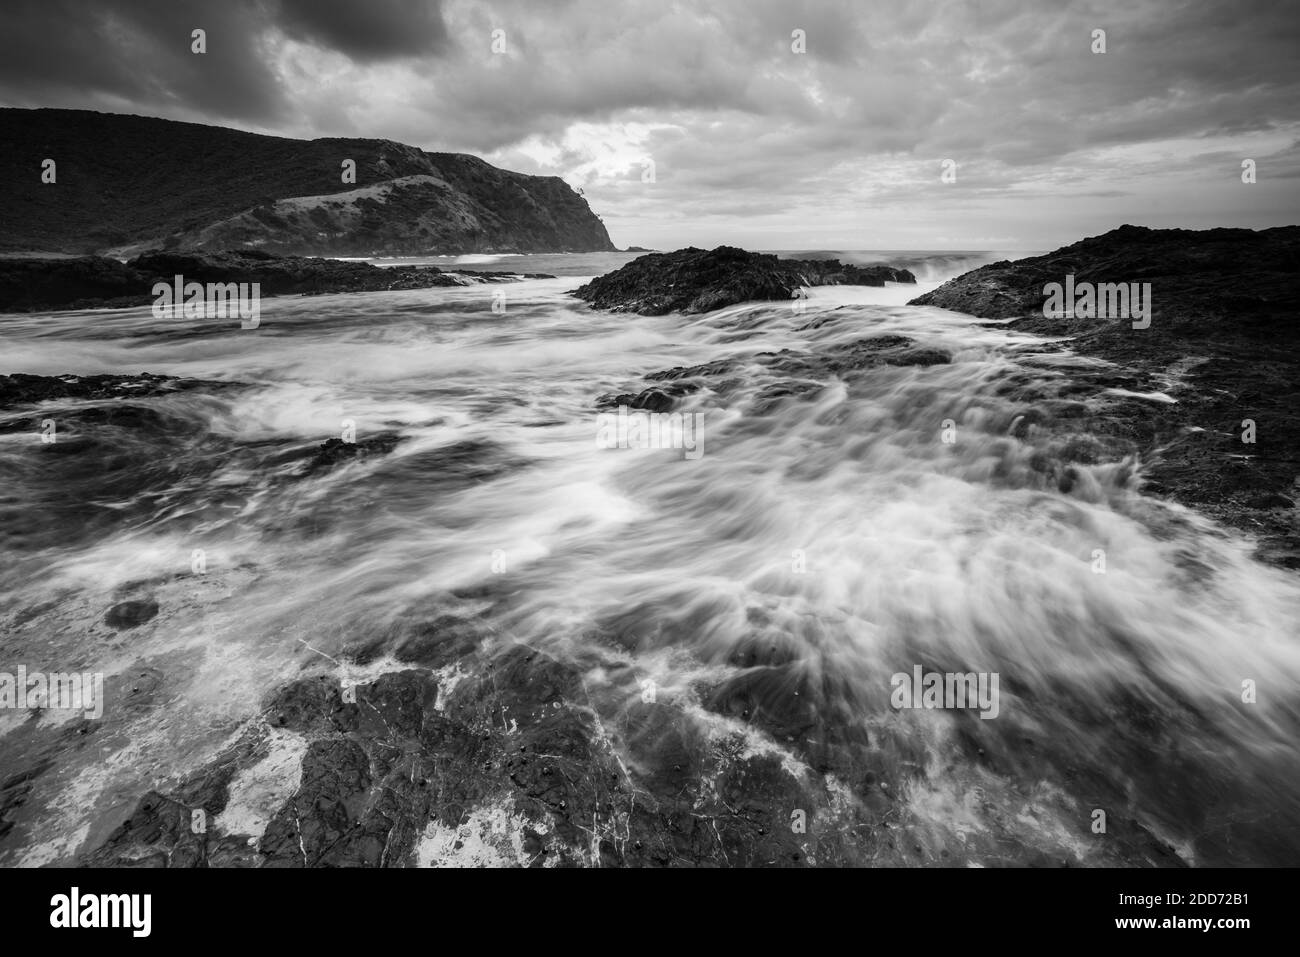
1, 0, 1298, 250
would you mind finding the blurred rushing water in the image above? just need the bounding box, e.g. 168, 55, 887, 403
0, 253, 1296, 866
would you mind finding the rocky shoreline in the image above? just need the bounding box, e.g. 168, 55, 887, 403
68, 637, 1182, 868
0, 249, 553, 313
911, 224, 1300, 567
4, 226, 1296, 868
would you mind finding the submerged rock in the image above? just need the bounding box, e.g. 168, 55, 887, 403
594, 387, 679, 412
0, 372, 228, 409
572, 246, 916, 315
104, 599, 159, 629
596, 334, 950, 417
303, 434, 404, 476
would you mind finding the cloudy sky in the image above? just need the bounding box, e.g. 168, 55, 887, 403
2, 0, 1297, 250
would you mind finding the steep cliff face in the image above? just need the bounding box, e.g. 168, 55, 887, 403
0, 108, 615, 256
183, 164, 613, 257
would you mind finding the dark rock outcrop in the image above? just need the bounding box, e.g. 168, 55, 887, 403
0, 108, 616, 256
104, 599, 160, 630
572, 246, 916, 315
82, 646, 879, 868
596, 333, 950, 418
594, 387, 678, 413
303, 435, 404, 476
0, 256, 142, 311
910, 224, 1300, 565
0, 249, 554, 313
909, 224, 1298, 332
0, 372, 229, 407
78, 633, 1193, 867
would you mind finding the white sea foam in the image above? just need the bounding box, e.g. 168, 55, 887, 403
1, 252, 1297, 866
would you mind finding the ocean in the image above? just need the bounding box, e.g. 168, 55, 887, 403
1, 250, 1297, 866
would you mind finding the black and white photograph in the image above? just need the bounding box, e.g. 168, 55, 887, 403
0, 0, 1295, 934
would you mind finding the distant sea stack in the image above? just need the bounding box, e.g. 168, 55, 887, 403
0, 108, 617, 257
573, 245, 916, 315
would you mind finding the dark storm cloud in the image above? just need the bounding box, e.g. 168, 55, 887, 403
277, 0, 450, 60
0, 0, 450, 124
0, 0, 285, 122
0, 0, 1296, 245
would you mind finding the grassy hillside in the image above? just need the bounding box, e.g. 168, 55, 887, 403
0, 108, 614, 255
